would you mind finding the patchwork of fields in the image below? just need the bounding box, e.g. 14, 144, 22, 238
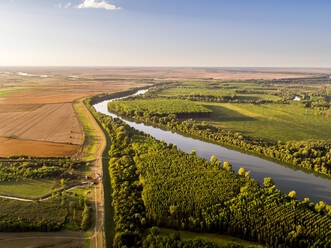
0, 70, 146, 157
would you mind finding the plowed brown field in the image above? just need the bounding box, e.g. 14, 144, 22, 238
0, 103, 82, 145
0, 70, 145, 157
0, 137, 79, 157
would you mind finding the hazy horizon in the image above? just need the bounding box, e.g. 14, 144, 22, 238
2, 0, 331, 67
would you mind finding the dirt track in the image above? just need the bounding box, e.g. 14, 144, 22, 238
76, 98, 106, 248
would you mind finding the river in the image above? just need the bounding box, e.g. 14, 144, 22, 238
93, 89, 331, 204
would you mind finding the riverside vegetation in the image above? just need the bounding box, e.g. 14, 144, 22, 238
0, 157, 92, 232
87, 88, 331, 248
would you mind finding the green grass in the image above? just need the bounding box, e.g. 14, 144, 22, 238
160, 228, 263, 247
68, 186, 91, 196
0, 179, 63, 198
109, 98, 211, 115
158, 81, 281, 101
201, 102, 331, 142
74, 100, 99, 161
326, 87, 331, 96
0, 87, 30, 96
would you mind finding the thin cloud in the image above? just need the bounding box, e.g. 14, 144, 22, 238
77, 0, 121, 10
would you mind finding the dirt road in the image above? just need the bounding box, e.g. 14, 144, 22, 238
76, 99, 107, 248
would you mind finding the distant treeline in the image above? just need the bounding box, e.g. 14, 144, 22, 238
109, 98, 212, 118
88, 86, 151, 105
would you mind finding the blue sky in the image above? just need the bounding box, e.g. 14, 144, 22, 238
1, 0, 331, 67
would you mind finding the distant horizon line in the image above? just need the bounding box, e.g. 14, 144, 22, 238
0, 65, 331, 69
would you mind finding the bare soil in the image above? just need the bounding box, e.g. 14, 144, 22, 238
0, 103, 82, 145
0, 232, 86, 248
0, 137, 79, 157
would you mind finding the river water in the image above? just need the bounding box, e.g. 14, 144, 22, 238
93, 89, 331, 204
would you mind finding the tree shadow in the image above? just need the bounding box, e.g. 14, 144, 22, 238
206, 105, 256, 122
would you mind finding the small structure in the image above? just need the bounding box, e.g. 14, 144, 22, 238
293, 96, 301, 101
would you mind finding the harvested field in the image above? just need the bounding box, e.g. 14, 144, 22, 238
0, 104, 42, 113
0, 137, 79, 157
0, 232, 86, 248
0, 103, 82, 145
0, 71, 145, 157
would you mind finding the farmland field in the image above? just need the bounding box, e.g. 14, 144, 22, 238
0, 68, 147, 157
0, 103, 82, 144
153, 80, 331, 142
0, 179, 63, 199
0, 137, 79, 157
202, 102, 331, 142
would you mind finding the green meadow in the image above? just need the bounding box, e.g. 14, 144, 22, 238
201, 102, 331, 142
0, 179, 63, 199
153, 80, 331, 142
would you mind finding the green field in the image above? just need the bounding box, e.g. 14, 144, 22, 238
0, 179, 64, 199
201, 102, 331, 142
0, 87, 30, 96
157, 81, 282, 101
151, 80, 331, 142
109, 98, 211, 116
0, 179, 63, 198
74, 100, 99, 161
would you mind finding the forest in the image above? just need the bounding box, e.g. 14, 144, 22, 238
0, 158, 87, 182
0, 191, 92, 232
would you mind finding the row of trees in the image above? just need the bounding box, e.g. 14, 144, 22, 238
0, 193, 91, 232
109, 98, 211, 118
0, 159, 87, 182
108, 104, 331, 177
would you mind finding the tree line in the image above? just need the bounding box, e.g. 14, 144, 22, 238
0, 158, 87, 182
